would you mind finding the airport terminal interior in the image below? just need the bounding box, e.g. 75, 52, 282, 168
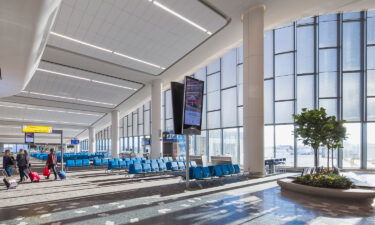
2, 0, 375, 224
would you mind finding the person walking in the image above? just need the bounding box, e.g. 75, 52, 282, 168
2, 150, 15, 177
46, 148, 57, 180
16, 149, 29, 183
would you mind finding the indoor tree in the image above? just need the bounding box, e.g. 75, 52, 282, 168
324, 117, 347, 170
293, 108, 331, 168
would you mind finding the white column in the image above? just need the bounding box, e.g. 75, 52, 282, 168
243, 5, 265, 176
75, 143, 80, 153
151, 79, 162, 159
111, 110, 120, 158
89, 127, 96, 154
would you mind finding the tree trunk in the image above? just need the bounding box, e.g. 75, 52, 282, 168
327, 148, 330, 170
314, 148, 319, 168
332, 148, 335, 169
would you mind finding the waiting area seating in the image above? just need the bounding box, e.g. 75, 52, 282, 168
265, 158, 286, 174
189, 164, 241, 179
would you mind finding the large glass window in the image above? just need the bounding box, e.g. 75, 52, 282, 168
223, 128, 239, 164
319, 21, 338, 48
264, 126, 274, 159
221, 87, 237, 127
319, 72, 337, 98
208, 130, 221, 161
275, 101, 294, 124
264, 80, 274, 124
343, 22, 362, 71
343, 123, 361, 168
297, 75, 315, 113
319, 49, 337, 72
221, 49, 237, 88
275, 125, 294, 167
343, 73, 361, 121
264, 31, 274, 78
275, 75, 294, 100
367, 123, 375, 168
275, 25, 294, 54
297, 25, 315, 74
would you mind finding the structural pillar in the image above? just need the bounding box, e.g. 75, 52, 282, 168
243, 4, 265, 176
89, 127, 96, 154
111, 110, 120, 158
151, 79, 162, 159
74, 143, 80, 153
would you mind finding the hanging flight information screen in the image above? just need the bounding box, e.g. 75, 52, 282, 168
25, 133, 34, 144
182, 76, 204, 135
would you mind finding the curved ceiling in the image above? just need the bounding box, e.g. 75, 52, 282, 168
0, 0, 60, 98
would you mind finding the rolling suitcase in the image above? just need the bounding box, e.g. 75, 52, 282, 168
43, 167, 50, 177
57, 170, 67, 180
28, 171, 40, 182
2, 170, 17, 189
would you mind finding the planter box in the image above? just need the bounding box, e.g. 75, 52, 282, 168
277, 178, 375, 201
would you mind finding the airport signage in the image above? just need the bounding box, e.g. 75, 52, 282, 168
22, 125, 52, 133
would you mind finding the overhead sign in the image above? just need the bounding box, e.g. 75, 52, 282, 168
22, 125, 52, 133
25, 133, 34, 144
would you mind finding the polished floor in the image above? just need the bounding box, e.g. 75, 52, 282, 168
1, 158, 375, 225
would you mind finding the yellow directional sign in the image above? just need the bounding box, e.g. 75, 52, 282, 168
22, 125, 52, 133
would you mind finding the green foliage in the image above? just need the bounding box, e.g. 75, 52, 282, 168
293, 108, 347, 168
293, 108, 332, 167
295, 172, 355, 189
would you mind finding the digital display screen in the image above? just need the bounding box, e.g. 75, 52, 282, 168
183, 77, 204, 131
25, 133, 34, 144
71, 139, 79, 145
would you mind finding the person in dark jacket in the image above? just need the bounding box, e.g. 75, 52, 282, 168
16, 149, 28, 182
46, 148, 57, 180
3, 150, 15, 177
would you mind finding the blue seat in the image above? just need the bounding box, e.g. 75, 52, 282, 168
119, 160, 127, 169
202, 167, 211, 178
150, 160, 159, 172
190, 167, 203, 179
93, 158, 102, 166
83, 159, 90, 166
158, 162, 167, 171
163, 157, 169, 162
177, 161, 185, 170
190, 161, 197, 167
108, 161, 119, 170
166, 161, 178, 171
142, 163, 151, 173
233, 164, 240, 174
168, 157, 173, 162
124, 158, 130, 162
141, 159, 151, 164
75, 159, 83, 167
157, 159, 164, 164
102, 159, 109, 165
227, 164, 235, 174
66, 160, 75, 168
129, 163, 142, 174
221, 165, 230, 175
212, 166, 223, 176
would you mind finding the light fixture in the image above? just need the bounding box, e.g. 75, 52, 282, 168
0, 117, 89, 126
22, 91, 115, 106
50, 32, 165, 70
36, 68, 137, 91
150, 1, 212, 35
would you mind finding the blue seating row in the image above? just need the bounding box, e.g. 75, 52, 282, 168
128, 159, 198, 174
189, 164, 241, 179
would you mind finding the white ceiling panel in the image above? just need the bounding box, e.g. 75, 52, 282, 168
18, 61, 143, 108
0, 101, 103, 126
47, 0, 227, 74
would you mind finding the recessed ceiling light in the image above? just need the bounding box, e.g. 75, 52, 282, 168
36, 68, 137, 91
22, 91, 116, 106
50, 32, 165, 70
150, 1, 212, 35
0, 117, 89, 126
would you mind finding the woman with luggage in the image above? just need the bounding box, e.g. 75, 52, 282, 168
46, 148, 58, 180
2, 150, 15, 177
16, 149, 29, 183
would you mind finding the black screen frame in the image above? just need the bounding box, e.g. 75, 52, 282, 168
25, 132, 34, 144
171, 82, 184, 134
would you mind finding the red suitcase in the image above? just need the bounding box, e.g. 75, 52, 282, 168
29, 171, 40, 182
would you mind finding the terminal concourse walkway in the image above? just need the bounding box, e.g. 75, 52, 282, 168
0, 157, 375, 225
